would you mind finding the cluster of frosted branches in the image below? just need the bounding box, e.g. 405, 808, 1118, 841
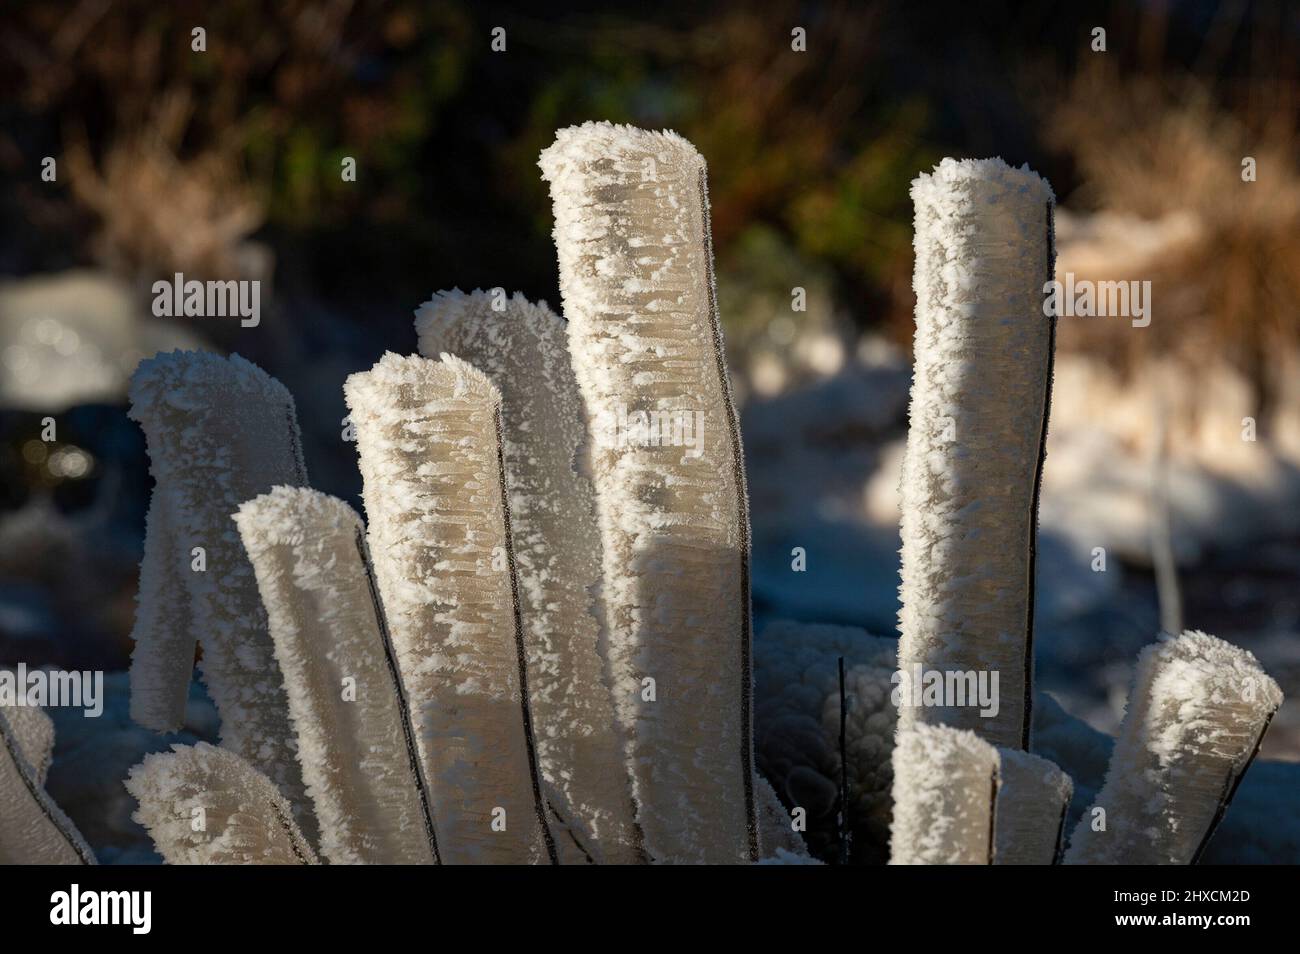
2, 124, 1271, 867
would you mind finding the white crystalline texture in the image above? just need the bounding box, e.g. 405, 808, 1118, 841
993, 748, 1072, 864
890, 723, 997, 865
753, 621, 898, 861
415, 289, 640, 863
0, 705, 96, 864
126, 742, 318, 865
755, 773, 813, 861
345, 352, 555, 864
1066, 630, 1283, 865
898, 157, 1056, 750
234, 487, 437, 865
128, 351, 316, 845
539, 121, 757, 863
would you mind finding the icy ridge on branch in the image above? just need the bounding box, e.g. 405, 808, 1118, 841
235, 487, 438, 865
127, 350, 316, 845
898, 157, 1057, 750
345, 352, 556, 864
540, 121, 758, 863
1065, 630, 1282, 864
415, 288, 640, 863
126, 742, 318, 865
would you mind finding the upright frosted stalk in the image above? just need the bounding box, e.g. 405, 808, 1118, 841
540, 121, 758, 864
234, 487, 439, 865
415, 288, 642, 863
992, 748, 1072, 864
0, 707, 95, 864
890, 723, 997, 865
127, 351, 315, 844
898, 158, 1057, 750
345, 353, 556, 864
1065, 631, 1281, 864
127, 743, 318, 865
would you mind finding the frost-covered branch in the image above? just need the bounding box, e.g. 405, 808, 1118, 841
1065, 630, 1282, 864
898, 158, 1057, 750
0, 704, 96, 864
234, 487, 438, 865
540, 121, 758, 863
344, 353, 556, 864
415, 289, 641, 863
126, 743, 318, 865
992, 749, 1072, 864
127, 351, 315, 844
890, 723, 997, 865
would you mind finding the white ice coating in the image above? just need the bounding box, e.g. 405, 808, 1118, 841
344, 352, 556, 864
755, 773, 812, 861
539, 121, 757, 863
0, 705, 95, 864
234, 487, 438, 865
1065, 630, 1282, 865
127, 351, 316, 846
992, 748, 1072, 864
889, 722, 997, 865
126, 742, 318, 865
898, 157, 1057, 751
415, 288, 641, 864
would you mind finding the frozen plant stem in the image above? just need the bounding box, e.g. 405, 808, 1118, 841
540, 121, 758, 864
127, 743, 318, 865
889, 723, 997, 865
1065, 630, 1282, 865
416, 289, 642, 863
992, 748, 1073, 864
128, 351, 316, 845
898, 158, 1057, 751
345, 353, 557, 864
234, 487, 439, 865
0, 706, 96, 864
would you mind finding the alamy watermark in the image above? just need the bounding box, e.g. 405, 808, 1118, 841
891, 664, 1000, 717
151, 272, 261, 327
1044, 272, 1151, 327
0, 664, 103, 717
593, 404, 705, 458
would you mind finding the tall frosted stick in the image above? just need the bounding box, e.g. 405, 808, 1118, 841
127, 351, 316, 844
540, 121, 758, 863
1065, 631, 1281, 864
416, 288, 641, 863
898, 158, 1057, 750
235, 487, 439, 865
345, 353, 556, 864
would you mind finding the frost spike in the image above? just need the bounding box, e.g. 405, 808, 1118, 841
1065, 630, 1282, 865
898, 157, 1057, 751
126, 743, 318, 865
992, 749, 1072, 864
127, 351, 316, 845
889, 723, 997, 865
540, 121, 758, 863
415, 288, 642, 864
0, 707, 96, 864
344, 352, 557, 864
234, 487, 439, 865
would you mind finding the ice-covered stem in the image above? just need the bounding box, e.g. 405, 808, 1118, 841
0, 706, 96, 864
897, 158, 1057, 751
344, 352, 557, 864
539, 121, 758, 864
992, 749, 1072, 864
415, 288, 642, 864
755, 774, 813, 861
126, 743, 319, 865
234, 487, 439, 865
1065, 630, 1282, 865
889, 723, 997, 865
